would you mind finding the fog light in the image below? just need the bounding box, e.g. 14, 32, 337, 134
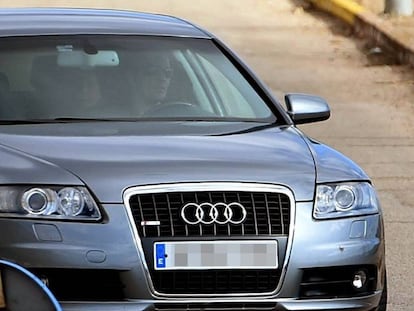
352, 270, 367, 289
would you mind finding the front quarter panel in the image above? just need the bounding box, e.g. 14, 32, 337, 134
305, 137, 370, 183
0, 143, 82, 185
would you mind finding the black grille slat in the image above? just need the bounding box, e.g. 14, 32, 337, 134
130, 190, 291, 238
279, 196, 285, 233
249, 193, 259, 235
151, 194, 162, 236
154, 302, 278, 311
153, 269, 281, 294
136, 195, 147, 237
254, 193, 269, 235
264, 193, 272, 235
239, 193, 255, 235
236, 193, 245, 236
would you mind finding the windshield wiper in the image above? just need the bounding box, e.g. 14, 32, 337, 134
0, 119, 53, 125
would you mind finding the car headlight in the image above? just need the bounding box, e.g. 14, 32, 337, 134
0, 186, 101, 220
314, 182, 379, 219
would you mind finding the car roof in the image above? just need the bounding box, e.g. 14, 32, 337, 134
0, 7, 212, 38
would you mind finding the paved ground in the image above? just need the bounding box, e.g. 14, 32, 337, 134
0, 0, 413, 310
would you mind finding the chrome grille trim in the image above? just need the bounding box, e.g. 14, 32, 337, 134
129, 190, 290, 237
123, 182, 296, 298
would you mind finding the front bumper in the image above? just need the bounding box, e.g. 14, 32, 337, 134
0, 201, 385, 310
60, 292, 382, 311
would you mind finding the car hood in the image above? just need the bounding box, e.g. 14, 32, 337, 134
0, 121, 363, 203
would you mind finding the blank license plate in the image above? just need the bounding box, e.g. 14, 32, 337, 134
154, 240, 278, 270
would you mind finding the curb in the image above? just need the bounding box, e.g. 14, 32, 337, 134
308, 0, 414, 66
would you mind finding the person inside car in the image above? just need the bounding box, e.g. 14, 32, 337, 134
133, 51, 174, 115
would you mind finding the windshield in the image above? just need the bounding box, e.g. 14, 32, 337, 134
0, 35, 276, 123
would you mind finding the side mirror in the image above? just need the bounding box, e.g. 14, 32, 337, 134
285, 93, 330, 124
0, 260, 62, 311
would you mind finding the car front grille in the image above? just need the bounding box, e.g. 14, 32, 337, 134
126, 184, 293, 295
129, 190, 290, 238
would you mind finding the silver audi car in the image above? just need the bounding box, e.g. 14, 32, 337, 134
0, 7, 386, 311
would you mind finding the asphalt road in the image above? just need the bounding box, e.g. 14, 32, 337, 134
1, 0, 413, 310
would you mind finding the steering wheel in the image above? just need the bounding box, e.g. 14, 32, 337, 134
142, 101, 204, 117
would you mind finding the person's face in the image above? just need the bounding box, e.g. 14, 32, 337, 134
137, 54, 173, 103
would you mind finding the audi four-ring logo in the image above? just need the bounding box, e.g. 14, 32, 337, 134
181, 202, 247, 225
